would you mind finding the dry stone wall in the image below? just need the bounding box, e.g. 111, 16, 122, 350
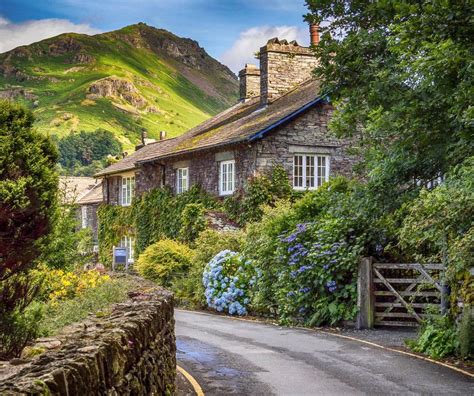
0, 288, 176, 395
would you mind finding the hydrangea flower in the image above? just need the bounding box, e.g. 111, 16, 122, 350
203, 250, 256, 316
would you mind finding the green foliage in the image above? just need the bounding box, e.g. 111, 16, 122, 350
39, 182, 93, 269
398, 158, 474, 310
57, 129, 122, 176
174, 229, 243, 308
0, 100, 58, 358
305, 0, 474, 209
243, 201, 297, 314
179, 203, 207, 245
459, 306, 473, 359
32, 277, 132, 336
225, 165, 293, 225
97, 205, 133, 266
276, 221, 363, 326
133, 185, 218, 256
0, 304, 43, 360
407, 311, 459, 359
135, 239, 194, 287
243, 177, 369, 323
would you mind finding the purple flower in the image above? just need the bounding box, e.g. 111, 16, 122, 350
326, 280, 337, 293
287, 291, 296, 297
299, 287, 310, 294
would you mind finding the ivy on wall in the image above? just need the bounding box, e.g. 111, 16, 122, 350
97, 205, 134, 266
98, 185, 218, 266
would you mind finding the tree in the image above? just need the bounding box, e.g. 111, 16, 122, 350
305, 0, 473, 208
0, 100, 58, 358
58, 129, 122, 175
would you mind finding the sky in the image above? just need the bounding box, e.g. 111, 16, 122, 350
0, 0, 311, 73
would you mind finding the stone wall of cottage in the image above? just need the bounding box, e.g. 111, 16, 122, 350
260, 40, 319, 105
0, 288, 176, 395
103, 175, 122, 205
254, 104, 357, 179
136, 144, 258, 196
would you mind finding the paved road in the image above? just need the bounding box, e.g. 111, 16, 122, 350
175, 310, 473, 395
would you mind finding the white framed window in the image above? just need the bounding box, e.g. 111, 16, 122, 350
219, 160, 235, 196
120, 236, 135, 264
176, 167, 189, 194
293, 155, 330, 190
81, 206, 88, 229
121, 176, 135, 206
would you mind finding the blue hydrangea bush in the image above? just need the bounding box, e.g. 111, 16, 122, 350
202, 250, 256, 315
275, 219, 363, 325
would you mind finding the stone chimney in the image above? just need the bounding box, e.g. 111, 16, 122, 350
238, 64, 261, 101
259, 38, 318, 105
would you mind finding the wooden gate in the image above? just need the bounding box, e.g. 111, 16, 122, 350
357, 258, 443, 328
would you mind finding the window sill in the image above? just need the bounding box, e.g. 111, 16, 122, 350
219, 191, 234, 197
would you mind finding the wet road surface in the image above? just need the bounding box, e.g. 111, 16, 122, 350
175, 310, 473, 395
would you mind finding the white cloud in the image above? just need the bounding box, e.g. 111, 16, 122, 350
220, 25, 309, 73
0, 16, 101, 54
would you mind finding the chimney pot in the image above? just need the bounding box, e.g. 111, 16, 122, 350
160, 131, 166, 140
310, 24, 320, 46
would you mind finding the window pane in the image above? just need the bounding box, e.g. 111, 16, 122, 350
317, 156, 327, 187
306, 155, 315, 188
293, 155, 303, 187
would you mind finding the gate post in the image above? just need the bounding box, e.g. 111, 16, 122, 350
357, 257, 374, 329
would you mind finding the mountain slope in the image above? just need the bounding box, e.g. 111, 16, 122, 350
0, 23, 239, 149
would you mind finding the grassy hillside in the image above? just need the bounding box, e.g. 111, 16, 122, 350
0, 23, 239, 150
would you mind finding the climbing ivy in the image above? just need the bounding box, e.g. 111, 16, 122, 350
224, 165, 293, 225
97, 205, 134, 266
98, 185, 218, 266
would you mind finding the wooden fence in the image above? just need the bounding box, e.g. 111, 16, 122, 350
357, 257, 444, 328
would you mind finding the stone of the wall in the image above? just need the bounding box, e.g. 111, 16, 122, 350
103, 175, 122, 205
254, 104, 358, 180
260, 40, 319, 104
0, 288, 176, 395
137, 144, 258, 197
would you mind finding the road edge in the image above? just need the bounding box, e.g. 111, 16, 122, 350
176, 308, 473, 379
177, 365, 205, 396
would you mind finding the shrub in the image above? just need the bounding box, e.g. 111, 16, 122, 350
34, 266, 111, 303
135, 239, 194, 287
275, 221, 363, 325
202, 250, 256, 315
407, 313, 459, 359
0, 100, 58, 358
243, 178, 369, 323
172, 229, 243, 308
179, 203, 207, 245
34, 277, 133, 336
399, 158, 474, 314
0, 305, 43, 360
224, 165, 293, 225
243, 201, 296, 314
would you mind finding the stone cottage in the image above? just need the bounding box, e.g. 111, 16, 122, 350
95, 26, 358, 262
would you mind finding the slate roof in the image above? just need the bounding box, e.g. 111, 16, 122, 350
59, 176, 98, 204
76, 181, 104, 205
95, 79, 323, 177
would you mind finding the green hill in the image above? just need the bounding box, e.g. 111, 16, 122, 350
0, 23, 239, 150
